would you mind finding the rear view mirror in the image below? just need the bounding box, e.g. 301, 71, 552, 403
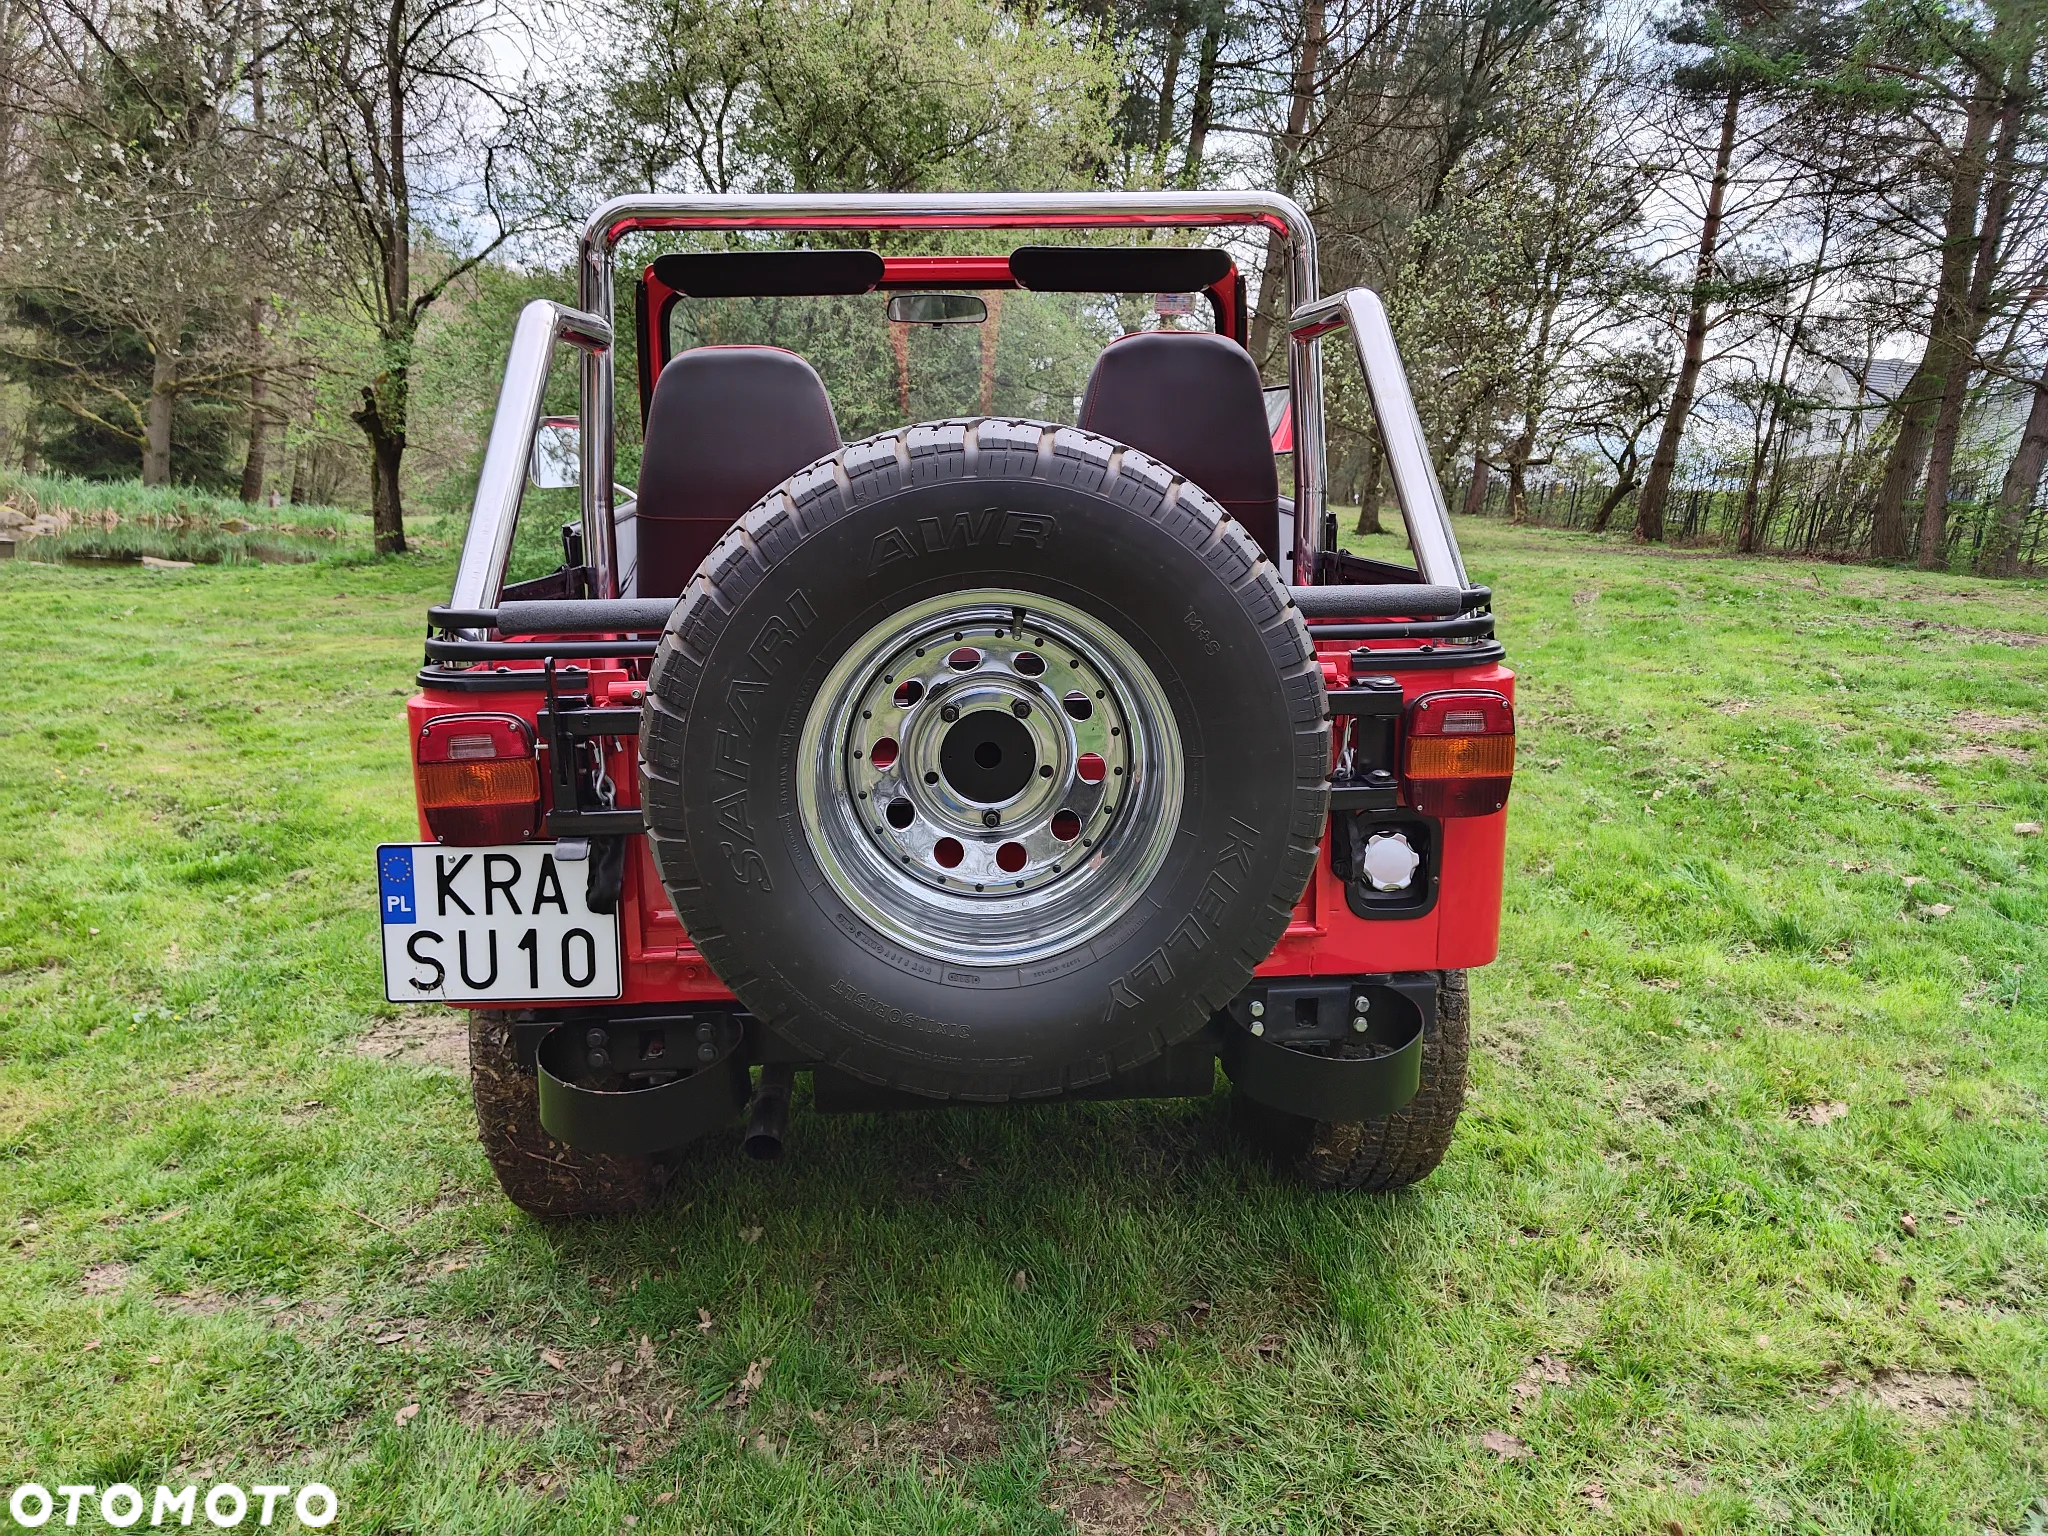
887, 293, 988, 326
530, 417, 581, 489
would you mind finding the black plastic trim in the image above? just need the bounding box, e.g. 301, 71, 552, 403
1332, 641, 1508, 667
1289, 583, 1465, 618
535, 1015, 749, 1154
547, 808, 644, 836
417, 665, 588, 694
426, 638, 660, 661
1218, 973, 1433, 1122
1307, 615, 1495, 641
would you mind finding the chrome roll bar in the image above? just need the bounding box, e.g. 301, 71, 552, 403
573, 191, 1327, 591
1290, 288, 1468, 589
451, 301, 612, 613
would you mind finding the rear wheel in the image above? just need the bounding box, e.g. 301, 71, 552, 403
639, 418, 1327, 1101
1234, 970, 1469, 1191
468, 1012, 679, 1217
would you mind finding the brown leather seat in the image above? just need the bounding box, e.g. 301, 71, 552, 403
1078, 330, 1281, 565
635, 346, 842, 598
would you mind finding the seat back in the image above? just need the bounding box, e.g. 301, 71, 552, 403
635, 346, 842, 598
1078, 331, 1281, 565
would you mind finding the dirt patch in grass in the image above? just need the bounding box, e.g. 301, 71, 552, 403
81, 1261, 131, 1296
1049, 1451, 1201, 1535
1866, 1369, 1981, 1425
450, 1341, 682, 1471
893, 1390, 1002, 1465
161, 1286, 230, 1316
355, 1010, 469, 1072
1825, 1369, 1981, 1425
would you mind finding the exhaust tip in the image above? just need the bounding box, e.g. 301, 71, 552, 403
742, 1063, 795, 1163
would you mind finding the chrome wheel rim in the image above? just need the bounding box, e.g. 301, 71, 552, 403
797, 588, 1184, 967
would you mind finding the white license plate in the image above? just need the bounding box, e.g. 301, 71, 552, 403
377, 843, 621, 1003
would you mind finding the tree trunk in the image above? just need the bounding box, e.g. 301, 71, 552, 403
1977, 353, 2048, 576
1179, 18, 1222, 189
353, 370, 408, 555
978, 289, 1002, 415
240, 298, 269, 503
143, 330, 177, 486
1505, 430, 1533, 524
1589, 467, 1635, 533
1634, 85, 1742, 544
1916, 50, 2028, 570
1869, 77, 2000, 558
891, 321, 910, 418
1353, 434, 1384, 535
239, 2, 268, 504
1247, 0, 1325, 374
1461, 452, 1490, 520
1153, 17, 1186, 177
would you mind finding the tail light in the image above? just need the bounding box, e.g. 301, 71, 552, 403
1403, 690, 1513, 817
415, 714, 540, 844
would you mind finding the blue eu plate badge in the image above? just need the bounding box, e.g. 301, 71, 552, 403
379, 846, 417, 924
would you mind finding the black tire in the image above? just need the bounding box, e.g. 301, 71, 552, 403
1234, 970, 1469, 1191
640, 419, 1327, 1100
468, 1012, 678, 1217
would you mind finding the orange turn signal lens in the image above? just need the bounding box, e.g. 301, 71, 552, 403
1403, 733, 1515, 781
418, 758, 541, 808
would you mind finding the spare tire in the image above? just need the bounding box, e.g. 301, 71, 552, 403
639, 419, 1327, 1100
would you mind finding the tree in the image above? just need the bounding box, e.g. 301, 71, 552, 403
1571, 346, 1673, 531
277, 0, 535, 552
576, 0, 1120, 198
1912, 18, 2039, 568
0, 0, 280, 485
1977, 348, 2048, 574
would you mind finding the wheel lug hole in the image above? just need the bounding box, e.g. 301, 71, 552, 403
1011, 700, 1031, 718
981, 810, 1000, 828
924, 771, 939, 785
1038, 764, 1053, 778
940, 704, 959, 723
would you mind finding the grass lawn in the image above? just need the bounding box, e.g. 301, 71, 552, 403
1, 520, 2044, 1533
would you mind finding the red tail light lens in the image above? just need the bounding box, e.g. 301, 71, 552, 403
1403, 690, 1514, 817
415, 714, 539, 844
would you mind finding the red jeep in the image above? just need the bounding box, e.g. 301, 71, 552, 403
383, 192, 1511, 1216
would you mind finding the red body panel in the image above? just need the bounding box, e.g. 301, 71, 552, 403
409, 639, 1511, 1010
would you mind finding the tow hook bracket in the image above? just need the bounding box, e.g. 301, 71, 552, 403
536, 1013, 747, 1155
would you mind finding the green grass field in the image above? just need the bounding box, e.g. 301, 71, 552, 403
1, 522, 2044, 1533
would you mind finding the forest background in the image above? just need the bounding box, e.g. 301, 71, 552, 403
1, 0, 2044, 576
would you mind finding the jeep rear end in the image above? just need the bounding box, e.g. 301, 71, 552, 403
380, 192, 1509, 1216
